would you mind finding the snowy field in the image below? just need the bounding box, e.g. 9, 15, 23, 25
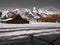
0, 22, 60, 28
0, 23, 60, 45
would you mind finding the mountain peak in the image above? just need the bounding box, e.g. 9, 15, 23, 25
40, 6, 60, 14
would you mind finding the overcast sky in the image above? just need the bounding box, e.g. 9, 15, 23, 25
0, 0, 60, 9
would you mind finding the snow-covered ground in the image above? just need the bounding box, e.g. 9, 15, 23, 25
0, 23, 60, 45
0, 22, 60, 28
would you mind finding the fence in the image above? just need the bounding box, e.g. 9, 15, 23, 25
0, 32, 60, 45
28, 34, 60, 45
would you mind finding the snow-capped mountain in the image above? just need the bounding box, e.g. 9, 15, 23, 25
40, 6, 60, 14
0, 6, 60, 22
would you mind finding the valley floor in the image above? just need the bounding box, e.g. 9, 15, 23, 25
0, 22, 60, 45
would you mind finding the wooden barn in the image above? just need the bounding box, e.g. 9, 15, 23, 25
0, 15, 29, 24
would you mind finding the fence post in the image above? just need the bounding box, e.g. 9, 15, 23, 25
30, 34, 33, 45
